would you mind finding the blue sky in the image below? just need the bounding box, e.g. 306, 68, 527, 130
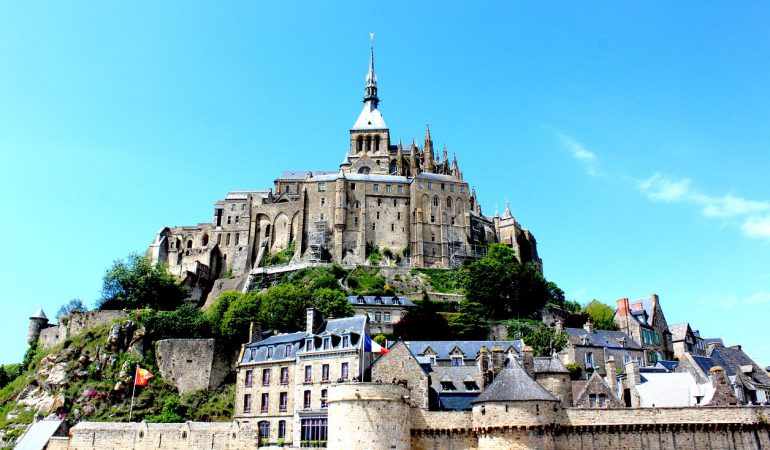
1, 2, 769, 366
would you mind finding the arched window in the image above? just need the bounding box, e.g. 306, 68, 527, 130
216, 234, 221, 245
201, 234, 209, 246
356, 136, 363, 153
187, 240, 193, 249
235, 233, 240, 245
446, 197, 452, 208
433, 196, 439, 207
389, 159, 398, 175
358, 167, 370, 175
226, 233, 231, 246
365, 135, 372, 152
258, 421, 270, 441
374, 135, 381, 153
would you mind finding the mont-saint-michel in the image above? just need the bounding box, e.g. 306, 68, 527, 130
3, 6, 770, 450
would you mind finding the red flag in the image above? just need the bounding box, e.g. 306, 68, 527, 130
135, 366, 154, 386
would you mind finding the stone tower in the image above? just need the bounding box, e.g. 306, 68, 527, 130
28, 306, 49, 344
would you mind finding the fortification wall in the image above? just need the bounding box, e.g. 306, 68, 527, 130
37, 311, 129, 348
156, 339, 232, 394
328, 383, 411, 450
564, 405, 770, 425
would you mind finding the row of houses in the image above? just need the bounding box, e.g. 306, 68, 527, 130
232, 293, 770, 447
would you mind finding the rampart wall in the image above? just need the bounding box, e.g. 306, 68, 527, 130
155, 339, 233, 394
38, 311, 129, 348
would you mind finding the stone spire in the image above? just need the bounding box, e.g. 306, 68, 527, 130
364, 32, 378, 107
396, 139, 404, 175
410, 139, 417, 174
451, 153, 459, 178
423, 125, 434, 173
502, 199, 512, 219
442, 144, 448, 169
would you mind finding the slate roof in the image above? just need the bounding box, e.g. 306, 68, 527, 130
690, 355, 718, 374
311, 172, 411, 183
415, 172, 458, 182
348, 295, 416, 307
277, 170, 337, 180
437, 394, 477, 411
319, 315, 367, 336
352, 101, 388, 130
473, 358, 557, 403
708, 345, 770, 388
668, 323, 690, 342
704, 338, 724, 346
225, 190, 266, 200
655, 360, 679, 371
406, 340, 523, 362
533, 356, 569, 374
14, 419, 65, 450
30, 306, 47, 320
563, 327, 642, 350
430, 366, 482, 394
242, 332, 306, 364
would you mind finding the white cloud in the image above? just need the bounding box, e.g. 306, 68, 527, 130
558, 133, 600, 177
637, 172, 770, 240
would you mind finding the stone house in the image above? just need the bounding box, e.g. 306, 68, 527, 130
147, 38, 541, 304
559, 321, 645, 378
234, 310, 369, 446
669, 322, 707, 358
708, 343, 770, 405
347, 294, 414, 335
572, 371, 623, 408
614, 294, 674, 365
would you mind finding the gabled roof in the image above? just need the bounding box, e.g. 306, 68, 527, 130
563, 327, 642, 350
472, 358, 557, 403
655, 360, 679, 371
668, 323, 691, 342
708, 345, 770, 388
406, 340, 523, 361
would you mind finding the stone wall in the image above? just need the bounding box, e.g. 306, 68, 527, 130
38, 311, 129, 349
156, 339, 233, 394
327, 383, 411, 450
370, 341, 430, 409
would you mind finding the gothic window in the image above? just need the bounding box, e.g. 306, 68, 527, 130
433, 196, 439, 207
356, 136, 363, 153
226, 234, 231, 245
365, 135, 372, 152
358, 167, 370, 174
446, 197, 452, 208
389, 160, 397, 174
235, 233, 240, 245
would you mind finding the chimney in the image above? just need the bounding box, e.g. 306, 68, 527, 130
651, 293, 659, 307
625, 359, 640, 386
554, 319, 563, 333
521, 345, 534, 375
616, 298, 630, 316
730, 344, 742, 351
248, 322, 263, 344
491, 345, 505, 378
709, 366, 739, 406
605, 356, 617, 396
306, 308, 322, 334
583, 319, 594, 334
478, 346, 492, 388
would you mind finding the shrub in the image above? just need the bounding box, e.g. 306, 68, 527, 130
565, 362, 582, 380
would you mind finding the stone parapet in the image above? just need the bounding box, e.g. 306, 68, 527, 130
564, 405, 770, 426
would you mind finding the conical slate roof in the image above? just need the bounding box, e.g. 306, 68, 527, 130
472, 357, 557, 404
30, 306, 48, 320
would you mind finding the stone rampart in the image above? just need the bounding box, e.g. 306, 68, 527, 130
564, 405, 770, 425
328, 382, 411, 450
156, 339, 233, 394
37, 310, 129, 349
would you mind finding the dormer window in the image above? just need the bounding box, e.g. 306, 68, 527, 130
618, 338, 627, 348
285, 344, 292, 356
581, 335, 590, 346
342, 335, 350, 348
463, 381, 479, 391
391, 296, 400, 305
267, 346, 274, 359
249, 348, 256, 361
451, 356, 463, 367
305, 338, 314, 351
428, 355, 436, 365
323, 337, 331, 350
357, 295, 365, 304
440, 381, 456, 391
374, 296, 383, 304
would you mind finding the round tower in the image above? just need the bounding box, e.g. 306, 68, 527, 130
328, 382, 410, 450
28, 306, 49, 344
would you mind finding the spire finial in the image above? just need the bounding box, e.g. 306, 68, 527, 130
364, 33, 379, 106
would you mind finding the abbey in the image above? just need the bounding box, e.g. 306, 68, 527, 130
147, 39, 540, 297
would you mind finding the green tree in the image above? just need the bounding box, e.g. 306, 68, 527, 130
56, 299, 87, 320
313, 288, 353, 319
373, 334, 387, 347
446, 300, 490, 339
221, 292, 262, 342
465, 244, 548, 319
205, 291, 243, 336
583, 300, 618, 330
99, 253, 187, 310
259, 284, 313, 332
393, 297, 452, 340
507, 321, 568, 357
563, 299, 582, 313
140, 305, 211, 339
546, 281, 566, 305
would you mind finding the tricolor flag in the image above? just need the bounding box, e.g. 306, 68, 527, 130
364, 334, 389, 355
134, 366, 154, 386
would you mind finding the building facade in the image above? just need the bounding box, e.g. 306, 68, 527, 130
147, 39, 541, 303
614, 294, 674, 365
347, 294, 414, 335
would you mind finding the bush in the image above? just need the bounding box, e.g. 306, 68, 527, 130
347, 267, 386, 295
313, 288, 353, 319
137, 305, 211, 340
373, 334, 387, 347
267, 241, 295, 266
565, 362, 582, 380
220, 292, 261, 343
99, 252, 187, 310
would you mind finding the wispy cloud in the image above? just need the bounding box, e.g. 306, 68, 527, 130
698, 291, 770, 311
558, 133, 600, 177
637, 172, 770, 239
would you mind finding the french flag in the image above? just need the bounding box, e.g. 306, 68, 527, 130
364, 334, 390, 354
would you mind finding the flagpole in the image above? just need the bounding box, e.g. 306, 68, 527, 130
128, 364, 138, 422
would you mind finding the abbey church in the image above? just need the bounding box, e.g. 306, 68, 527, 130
147, 39, 541, 296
